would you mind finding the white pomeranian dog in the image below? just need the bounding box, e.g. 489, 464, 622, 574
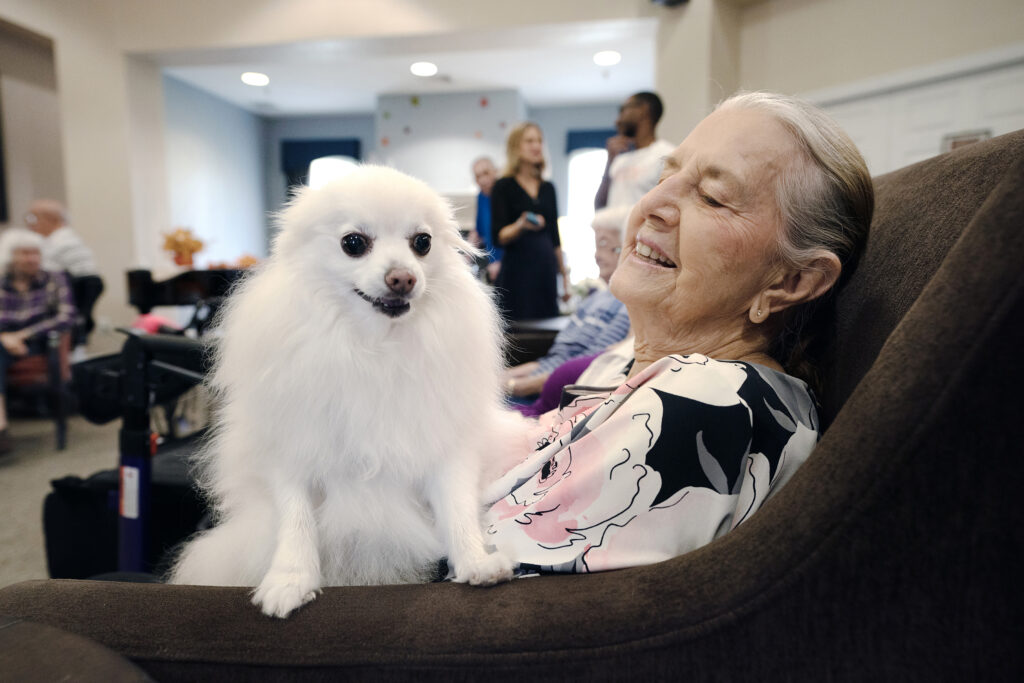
169, 165, 526, 618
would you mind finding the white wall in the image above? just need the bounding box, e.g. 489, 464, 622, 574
375, 89, 524, 195
818, 57, 1024, 176
126, 55, 171, 272
739, 0, 1024, 96
656, 0, 737, 145
0, 78, 65, 225
0, 23, 64, 226
262, 113, 376, 226
163, 75, 267, 269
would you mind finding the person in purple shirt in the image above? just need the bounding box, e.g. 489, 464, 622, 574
0, 228, 75, 453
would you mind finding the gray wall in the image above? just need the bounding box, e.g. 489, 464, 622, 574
163, 75, 268, 264
0, 25, 64, 225
528, 102, 620, 216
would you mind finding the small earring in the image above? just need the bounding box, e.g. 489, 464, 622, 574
756, 308, 763, 317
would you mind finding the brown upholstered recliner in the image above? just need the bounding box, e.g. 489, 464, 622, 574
0, 129, 1022, 681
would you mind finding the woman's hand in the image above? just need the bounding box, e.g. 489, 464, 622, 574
519, 211, 545, 231
0, 332, 29, 356
504, 362, 539, 381
605, 134, 634, 164
505, 371, 548, 398
498, 213, 543, 246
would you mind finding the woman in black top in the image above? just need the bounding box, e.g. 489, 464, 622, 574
491, 122, 569, 321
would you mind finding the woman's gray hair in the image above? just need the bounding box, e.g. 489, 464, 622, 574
716, 91, 874, 390
591, 205, 631, 236
0, 227, 45, 272
716, 91, 873, 284
3, 227, 45, 254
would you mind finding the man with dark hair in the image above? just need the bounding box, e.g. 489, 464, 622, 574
594, 91, 675, 211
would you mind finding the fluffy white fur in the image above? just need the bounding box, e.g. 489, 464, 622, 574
168, 166, 527, 618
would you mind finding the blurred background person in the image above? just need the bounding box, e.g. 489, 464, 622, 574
594, 92, 675, 211
467, 156, 503, 283
0, 228, 75, 454
23, 199, 98, 278
23, 199, 104, 354
505, 205, 632, 402
491, 122, 569, 320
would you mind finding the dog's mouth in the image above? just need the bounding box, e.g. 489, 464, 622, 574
354, 289, 411, 318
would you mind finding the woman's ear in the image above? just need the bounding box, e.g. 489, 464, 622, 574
753, 252, 842, 321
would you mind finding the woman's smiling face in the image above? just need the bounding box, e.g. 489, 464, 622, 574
518, 125, 545, 167
610, 107, 803, 345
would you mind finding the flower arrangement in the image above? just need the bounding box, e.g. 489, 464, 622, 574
208, 254, 261, 270
162, 227, 204, 267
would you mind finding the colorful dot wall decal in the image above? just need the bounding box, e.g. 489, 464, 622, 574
381, 137, 389, 147
403, 126, 411, 135
410, 96, 420, 106
480, 97, 489, 108
382, 111, 391, 120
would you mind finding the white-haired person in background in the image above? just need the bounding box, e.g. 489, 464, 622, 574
22, 199, 103, 355
504, 204, 632, 401
23, 199, 98, 278
0, 228, 75, 453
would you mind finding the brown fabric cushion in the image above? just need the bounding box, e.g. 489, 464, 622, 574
0, 615, 151, 682
821, 128, 1024, 423
0, 136, 1021, 681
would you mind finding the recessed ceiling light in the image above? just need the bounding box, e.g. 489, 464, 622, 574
241, 72, 270, 87
593, 50, 621, 67
410, 61, 438, 77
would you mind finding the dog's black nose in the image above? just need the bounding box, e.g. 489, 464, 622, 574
385, 268, 416, 296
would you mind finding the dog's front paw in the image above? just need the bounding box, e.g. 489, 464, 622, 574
252, 570, 321, 618
452, 550, 514, 587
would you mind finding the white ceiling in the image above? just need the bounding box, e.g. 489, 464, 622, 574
155, 18, 659, 117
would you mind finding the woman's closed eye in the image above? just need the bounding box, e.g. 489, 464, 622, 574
699, 191, 724, 208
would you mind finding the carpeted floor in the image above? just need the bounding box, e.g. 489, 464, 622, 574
0, 415, 122, 589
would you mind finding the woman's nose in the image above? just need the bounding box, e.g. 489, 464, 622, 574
637, 181, 680, 229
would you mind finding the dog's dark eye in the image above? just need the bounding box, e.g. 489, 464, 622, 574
341, 233, 371, 257
411, 233, 431, 256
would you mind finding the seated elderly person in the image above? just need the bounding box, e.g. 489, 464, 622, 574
483, 91, 873, 574
504, 205, 632, 399
0, 228, 75, 453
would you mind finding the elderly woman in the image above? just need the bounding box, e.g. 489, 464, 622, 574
0, 227, 76, 453
483, 92, 873, 574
